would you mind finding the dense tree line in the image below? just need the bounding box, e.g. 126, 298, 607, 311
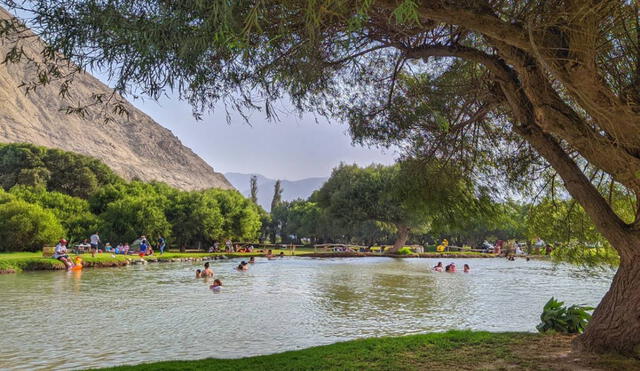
266, 162, 529, 249
0, 143, 262, 252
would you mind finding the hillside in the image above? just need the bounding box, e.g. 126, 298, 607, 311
225, 172, 328, 210
0, 8, 233, 191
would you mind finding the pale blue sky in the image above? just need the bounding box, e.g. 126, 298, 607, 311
127, 95, 397, 180
9, 8, 397, 181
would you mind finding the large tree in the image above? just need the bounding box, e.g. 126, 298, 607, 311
316, 162, 484, 251
3, 0, 640, 354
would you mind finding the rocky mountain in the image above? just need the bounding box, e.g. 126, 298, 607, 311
225, 172, 328, 211
0, 8, 233, 191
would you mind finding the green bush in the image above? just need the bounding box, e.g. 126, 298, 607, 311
0, 200, 64, 252
536, 297, 593, 334
397, 247, 414, 255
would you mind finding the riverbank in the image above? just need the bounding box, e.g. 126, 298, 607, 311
98, 331, 637, 370
0, 250, 528, 274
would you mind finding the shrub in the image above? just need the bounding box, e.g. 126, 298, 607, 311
397, 247, 414, 255
536, 297, 593, 334
0, 200, 64, 252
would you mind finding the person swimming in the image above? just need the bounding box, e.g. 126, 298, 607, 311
210, 279, 222, 291
433, 262, 444, 272
463, 264, 470, 273
445, 263, 457, 272
279, 251, 285, 258
195, 269, 202, 278
202, 262, 214, 277
237, 261, 249, 270
248, 256, 255, 264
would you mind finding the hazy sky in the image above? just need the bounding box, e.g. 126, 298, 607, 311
11, 8, 398, 181
127, 96, 397, 180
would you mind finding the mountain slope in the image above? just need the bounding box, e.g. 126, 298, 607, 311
0, 8, 233, 191
225, 172, 327, 210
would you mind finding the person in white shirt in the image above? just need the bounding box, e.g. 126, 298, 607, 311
89, 232, 101, 257
53, 239, 73, 270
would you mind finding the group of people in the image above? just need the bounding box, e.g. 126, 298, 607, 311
432, 262, 471, 273
209, 241, 257, 253
53, 233, 167, 270
194, 252, 287, 292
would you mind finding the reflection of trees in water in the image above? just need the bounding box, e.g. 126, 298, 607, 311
311, 262, 467, 319
308, 260, 482, 333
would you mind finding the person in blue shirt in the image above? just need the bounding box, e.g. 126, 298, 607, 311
139, 239, 148, 257
158, 237, 166, 255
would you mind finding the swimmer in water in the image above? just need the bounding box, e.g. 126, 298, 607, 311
279, 251, 285, 258
210, 279, 222, 291
445, 263, 457, 272
463, 264, 470, 273
202, 262, 214, 277
237, 261, 249, 270
433, 262, 444, 272
249, 256, 256, 264
195, 269, 202, 278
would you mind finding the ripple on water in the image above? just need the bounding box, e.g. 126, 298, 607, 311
0, 257, 613, 370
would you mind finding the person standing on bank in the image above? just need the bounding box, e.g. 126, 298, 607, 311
89, 232, 100, 257
158, 236, 166, 255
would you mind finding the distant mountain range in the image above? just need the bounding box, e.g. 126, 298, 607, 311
225, 173, 328, 211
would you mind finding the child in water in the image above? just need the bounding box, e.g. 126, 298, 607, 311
463, 264, 470, 273
445, 263, 457, 272
195, 269, 202, 278
210, 279, 222, 291
249, 256, 255, 264
433, 262, 444, 272
237, 261, 249, 270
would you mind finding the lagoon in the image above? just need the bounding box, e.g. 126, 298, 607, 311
0, 257, 613, 370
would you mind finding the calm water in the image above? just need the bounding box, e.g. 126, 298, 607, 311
0, 257, 613, 370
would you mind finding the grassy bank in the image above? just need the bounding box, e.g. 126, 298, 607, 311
0, 249, 500, 274
0, 252, 225, 273
97, 331, 637, 370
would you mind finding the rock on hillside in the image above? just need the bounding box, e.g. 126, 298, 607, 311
0, 8, 233, 191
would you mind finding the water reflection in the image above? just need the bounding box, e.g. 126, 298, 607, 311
0, 257, 613, 370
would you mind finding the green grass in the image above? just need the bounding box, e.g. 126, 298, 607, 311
94, 330, 639, 370
0, 251, 224, 272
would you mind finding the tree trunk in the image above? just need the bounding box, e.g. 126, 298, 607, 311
389, 225, 410, 253
574, 245, 640, 355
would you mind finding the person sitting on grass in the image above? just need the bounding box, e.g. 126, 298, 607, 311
123, 243, 130, 255
53, 239, 74, 270
210, 279, 222, 291
237, 261, 249, 271
202, 262, 214, 277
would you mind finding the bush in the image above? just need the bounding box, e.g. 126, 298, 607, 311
0, 200, 64, 252
536, 297, 593, 334
397, 247, 414, 255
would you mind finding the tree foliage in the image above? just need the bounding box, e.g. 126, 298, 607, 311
0, 143, 121, 198
0, 198, 64, 252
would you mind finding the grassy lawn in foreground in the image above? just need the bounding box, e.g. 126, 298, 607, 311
95, 330, 639, 371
